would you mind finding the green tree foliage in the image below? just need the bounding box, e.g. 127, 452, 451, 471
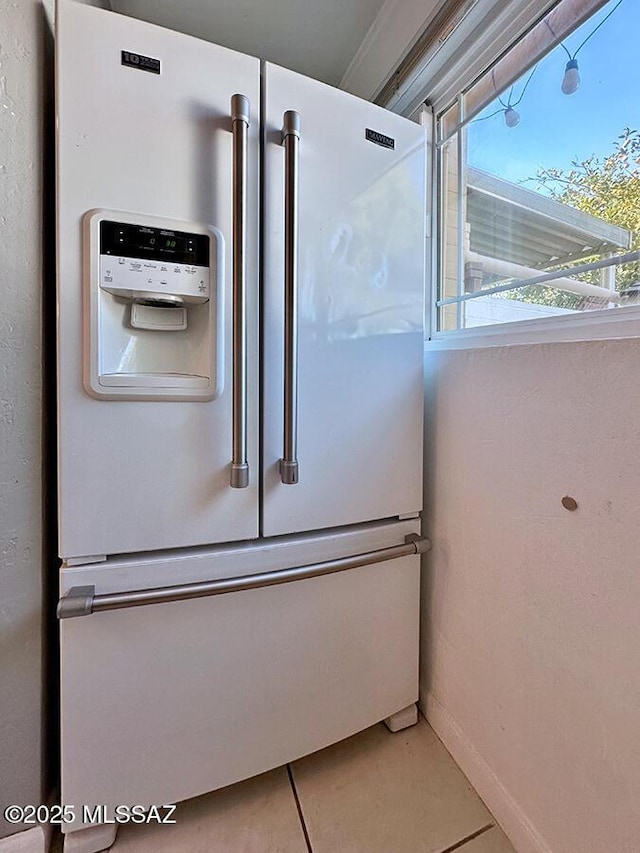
534, 127, 640, 293
501, 128, 639, 309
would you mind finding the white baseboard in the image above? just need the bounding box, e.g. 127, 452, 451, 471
420, 691, 552, 853
0, 825, 50, 853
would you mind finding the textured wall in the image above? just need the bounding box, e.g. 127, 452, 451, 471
0, 1, 112, 840
0, 0, 50, 839
422, 340, 640, 853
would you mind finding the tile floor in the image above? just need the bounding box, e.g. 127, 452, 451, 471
54, 716, 516, 853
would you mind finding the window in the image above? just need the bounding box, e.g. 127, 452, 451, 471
433, 0, 640, 336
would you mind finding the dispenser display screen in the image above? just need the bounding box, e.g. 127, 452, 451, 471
100, 221, 209, 266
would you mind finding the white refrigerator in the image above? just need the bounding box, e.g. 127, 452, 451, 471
56, 1, 427, 847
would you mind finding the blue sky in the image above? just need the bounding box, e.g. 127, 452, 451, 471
467, 0, 638, 188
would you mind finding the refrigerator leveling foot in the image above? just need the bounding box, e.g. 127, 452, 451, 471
63, 823, 118, 853
384, 703, 418, 733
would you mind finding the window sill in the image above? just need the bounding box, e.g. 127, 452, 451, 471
426, 305, 640, 350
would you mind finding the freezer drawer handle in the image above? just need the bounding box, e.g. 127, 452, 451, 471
280, 110, 301, 485
56, 534, 430, 619
230, 94, 250, 489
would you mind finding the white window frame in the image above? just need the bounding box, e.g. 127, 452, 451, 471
428, 303, 640, 349
393, 0, 640, 347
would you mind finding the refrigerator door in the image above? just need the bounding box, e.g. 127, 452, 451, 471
56, 2, 260, 560
59, 520, 420, 831
263, 63, 426, 537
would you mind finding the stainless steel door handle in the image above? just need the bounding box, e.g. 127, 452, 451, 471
230, 94, 250, 488
280, 110, 301, 485
57, 534, 431, 618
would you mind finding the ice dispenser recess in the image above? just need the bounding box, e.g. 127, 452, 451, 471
83, 209, 224, 400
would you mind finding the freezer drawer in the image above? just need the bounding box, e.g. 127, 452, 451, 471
59, 529, 421, 832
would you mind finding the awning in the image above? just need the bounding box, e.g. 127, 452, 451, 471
467, 166, 633, 269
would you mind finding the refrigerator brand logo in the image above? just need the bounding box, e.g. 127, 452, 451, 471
121, 51, 161, 75
365, 129, 395, 150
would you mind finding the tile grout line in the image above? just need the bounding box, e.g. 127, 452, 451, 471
416, 705, 498, 853
286, 764, 314, 853
437, 823, 495, 853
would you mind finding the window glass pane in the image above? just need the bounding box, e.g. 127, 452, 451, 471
436, 0, 640, 332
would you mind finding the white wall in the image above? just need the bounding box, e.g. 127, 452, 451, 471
339, 0, 441, 99
421, 339, 640, 853
0, 0, 50, 839
0, 0, 111, 842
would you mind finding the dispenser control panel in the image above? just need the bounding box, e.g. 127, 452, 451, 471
99, 220, 211, 304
